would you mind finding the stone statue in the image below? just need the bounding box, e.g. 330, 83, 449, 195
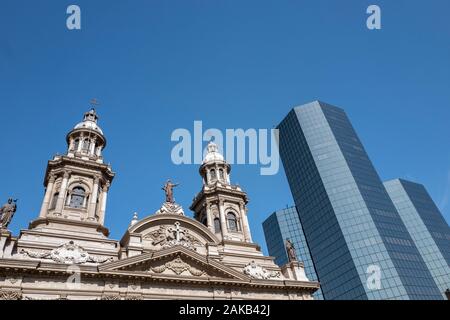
162, 180, 179, 204
286, 239, 297, 262
0, 198, 18, 230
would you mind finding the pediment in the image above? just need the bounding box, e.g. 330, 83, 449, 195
99, 246, 249, 281
120, 215, 221, 257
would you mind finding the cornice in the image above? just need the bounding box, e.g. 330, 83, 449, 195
27, 217, 111, 237
43, 156, 115, 185
0, 257, 319, 293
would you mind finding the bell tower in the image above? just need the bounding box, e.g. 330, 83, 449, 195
31, 107, 115, 237
190, 142, 253, 243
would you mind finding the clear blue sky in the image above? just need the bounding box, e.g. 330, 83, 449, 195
1, 0, 449, 254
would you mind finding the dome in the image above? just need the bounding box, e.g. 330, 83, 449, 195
73, 109, 104, 135
203, 141, 225, 164
74, 120, 104, 135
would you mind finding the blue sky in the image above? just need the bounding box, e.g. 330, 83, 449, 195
1, 0, 449, 254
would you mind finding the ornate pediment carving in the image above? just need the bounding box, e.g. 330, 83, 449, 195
143, 222, 202, 252
104, 248, 247, 281
149, 254, 205, 277
21, 241, 113, 265
243, 261, 281, 280
156, 202, 184, 215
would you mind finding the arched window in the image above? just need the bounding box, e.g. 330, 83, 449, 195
227, 212, 238, 232
73, 139, 80, 151
214, 218, 221, 233
210, 169, 216, 181
50, 192, 59, 210
69, 187, 86, 209
82, 139, 90, 152
219, 169, 224, 180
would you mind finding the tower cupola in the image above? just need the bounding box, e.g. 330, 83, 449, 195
66, 108, 106, 163
190, 141, 252, 243
200, 142, 231, 186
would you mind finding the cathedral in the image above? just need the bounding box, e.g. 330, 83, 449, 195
0, 108, 319, 300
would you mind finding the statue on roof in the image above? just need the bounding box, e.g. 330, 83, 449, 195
162, 179, 179, 204
0, 198, 18, 230
286, 239, 298, 262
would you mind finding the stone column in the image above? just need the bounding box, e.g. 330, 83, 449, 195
39, 175, 56, 218
55, 171, 71, 214
0, 230, 12, 259
98, 182, 110, 225
87, 176, 100, 221
90, 138, 97, 155
240, 202, 252, 242
77, 134, 84, 152
205, 202, 212, 230
68, 139, 74, 152
218, 199, 228, 239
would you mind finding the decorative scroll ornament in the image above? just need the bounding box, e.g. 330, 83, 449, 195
0, 290, 22, 300
101, 295, 122, 300
150, 255, 205, 277
144, 222, 201, 251
21, 241, 113, 265
156, 202, 185, 216
243, 261, 281, 280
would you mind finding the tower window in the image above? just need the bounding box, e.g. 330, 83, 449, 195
82, 139, 90, 152
227, 212, 238, 232
73, 139, 80, 151
50, 192, 59, 210
69, 187, 86, 209
210, 169, 216, 181
219, 169, 224, 180
214, 218, 221, 233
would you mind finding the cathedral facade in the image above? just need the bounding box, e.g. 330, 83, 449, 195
0, 109, 319, 300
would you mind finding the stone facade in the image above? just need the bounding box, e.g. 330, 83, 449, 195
0, 109, 319, 300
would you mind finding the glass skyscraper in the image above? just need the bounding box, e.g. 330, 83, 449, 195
275, 101, 443, 300
263, 206, 323, 299
384, 179, 450, 299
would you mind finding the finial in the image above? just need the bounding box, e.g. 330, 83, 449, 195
207, 141, 218, 153
129, 212, 139, 227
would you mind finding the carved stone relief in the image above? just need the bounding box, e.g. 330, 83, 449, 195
144, 222, 202, 251
149, 255, 205, 277
21, 241, 113, 264
243, 261, 281, 280
0, 290, 22, 300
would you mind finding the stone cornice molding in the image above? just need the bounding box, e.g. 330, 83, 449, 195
28, 217, 110, 237
0, 258, 320, 292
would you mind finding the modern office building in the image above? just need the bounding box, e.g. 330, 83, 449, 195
275, 100, 443, 300
384, 179, 450, 299
263, 206, 324, 299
